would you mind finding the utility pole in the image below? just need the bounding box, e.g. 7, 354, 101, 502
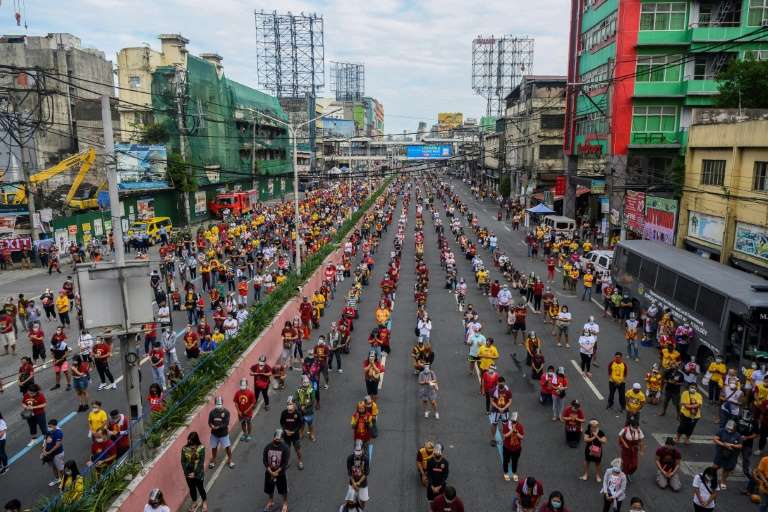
101, 94, 144, 442
251, 113, 257, 189
7, 95, 41, 241
174, 68, 193, 226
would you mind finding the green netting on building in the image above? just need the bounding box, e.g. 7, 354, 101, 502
151, 56, 292, 185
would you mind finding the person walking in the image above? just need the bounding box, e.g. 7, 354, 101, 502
418, 364, 440, 420
676, 384, 703, 444
207, 397, 234, 469
501, 412, 524, 482
617, 417, 644, 479
607, 352, 628, 413
582, 420, 608, 482
601, 459, 627, 512
181, 432, 208, 512
346, 440, 370, 510
692, 466, 718, 511
363, 352, 384, 401
280, 398, 304, 470
263, 429, 290, 512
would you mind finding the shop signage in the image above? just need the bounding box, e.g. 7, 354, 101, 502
555, 176, 566, 196
688, 211, 724, 246
624, 191, 645, 234
643, 196, 677, 245
591, 179, 606, 194
577, 143, 603, 156
734, 222, 768, 262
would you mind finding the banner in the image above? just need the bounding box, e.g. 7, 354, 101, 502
194, 191, 207, 215
114, 144, 169, 190
734, 222, 768, 261
623, 191, 645, 234
136, 198, 155, 220
555, 176, 566, 196
688, 211, 724, 246
0, 237, 31, 252
643, 196, 677, 245
406, 145, 453, 159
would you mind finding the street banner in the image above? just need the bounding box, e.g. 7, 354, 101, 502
624, 191, 645, 234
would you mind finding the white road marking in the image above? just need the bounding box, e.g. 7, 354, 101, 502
569, 359, 604, 400
504, 226, 511, 232
651, 433, 713, 446
113, 355, 150, 385
681, 460, 747, 481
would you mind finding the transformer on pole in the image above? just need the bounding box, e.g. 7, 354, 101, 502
471, 36, 534, 117
330, 61, 365, 102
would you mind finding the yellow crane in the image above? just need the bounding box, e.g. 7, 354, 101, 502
0, 147, 104, 209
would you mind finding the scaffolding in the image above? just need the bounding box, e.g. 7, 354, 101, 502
254, 10, 325, 98
330, 61, 365, 102
471, 36, 534, 117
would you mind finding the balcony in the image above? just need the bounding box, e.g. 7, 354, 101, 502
684, 79, 719, 97
628, 131, 682, 148
633, 82, 685, 98
637, 29, 691, 47
690, 23, 753, 42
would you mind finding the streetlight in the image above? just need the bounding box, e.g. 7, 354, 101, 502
243, 107, 342, 274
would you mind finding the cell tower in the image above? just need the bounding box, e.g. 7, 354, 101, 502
330, 61, 365, 102
471, 36, 534, 117
254, 10, 325, 97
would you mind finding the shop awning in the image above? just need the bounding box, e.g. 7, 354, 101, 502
532, 185, 591, 201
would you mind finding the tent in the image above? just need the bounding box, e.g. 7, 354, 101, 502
526, 203, 555, 215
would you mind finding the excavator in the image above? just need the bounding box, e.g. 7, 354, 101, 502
0, 147, 104, 210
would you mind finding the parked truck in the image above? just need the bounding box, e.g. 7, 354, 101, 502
208, 189, 259, 218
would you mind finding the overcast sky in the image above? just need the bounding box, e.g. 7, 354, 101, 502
4, 0, 570, 134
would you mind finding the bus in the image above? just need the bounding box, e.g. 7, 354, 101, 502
611, 240, 768, 366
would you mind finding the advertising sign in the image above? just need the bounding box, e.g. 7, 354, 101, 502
406, 144, 453, 159
114, 144, 169, 190
136, 198, 155, 220
734, 222, 768, 261
623, 191, 645, 234
322, 118, 355, 138
688, 211, 725, 246
555, 176, 566, 196
643, 196, 677, 245
0, 237, 31, 252
194, 191, 207, 215
438, 112, 463, 133
591, 179, 606, 194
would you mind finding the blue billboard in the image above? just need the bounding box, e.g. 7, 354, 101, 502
322, 118, 355, 138
406, 144, 453, 159
114, 144, 169, 190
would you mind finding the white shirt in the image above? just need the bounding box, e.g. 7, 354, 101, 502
692, 473, 715, 508
418, 320, 432, 337
223, 317, 239, 337
144, 506, 171, 512
497, 289, 512, 305
584, 321, 600, 337
579, 335, 596, 355
78, 333, 94, 354
557, 311, 572, 324
0, 418, 7, 440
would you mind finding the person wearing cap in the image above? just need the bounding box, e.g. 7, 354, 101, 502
263, 429, 290, 512
207, 397, 234, 469
418, 363, 440, 420
145, 488, 170, 512
601, 459, 627, 512
655, 436, 682, 491
416, 441, 435, 487
713, 418, 743, 489
233, 378, 256, 442
425, 443, 449, 503
279, 397, 304, 470
501, 412, 525, 482
250, 355, 272, 411
625, 382, 646, 420
346, 440, 370, 509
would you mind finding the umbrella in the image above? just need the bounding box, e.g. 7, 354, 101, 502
526, 203, 555, 215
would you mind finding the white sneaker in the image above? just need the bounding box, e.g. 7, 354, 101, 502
48, 479, 60, 487
109, 383, 117, 390
435, 412, 440, 420
338, 369, 343, 373
27, 439, 38, 447
424, 411, 430, 418
97, 383, 106, 391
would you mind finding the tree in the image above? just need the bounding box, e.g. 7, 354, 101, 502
716, 58, 768, 109
166, 151, 196, 192
499, 174, 511, 198
139, 122, 170, 144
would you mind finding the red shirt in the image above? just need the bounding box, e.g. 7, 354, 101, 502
493, 386, 512, 410
148, 393, 165, 413
481, 370, 499, 393
430, 495, 465, 512
490, 282, 501, 298
234, 389, 256, 417
502, 421, 525, 450
108, 415, 130, 451
93, 342, 111, 359
91, 438, 116, 464
250, 363, 272, 389
22, 391, 46, 415
149, 348, 164, 368
0, 314, 12, 333
197, 323, 212, 337
29, 328, 45, 346
299, 302, 313, 321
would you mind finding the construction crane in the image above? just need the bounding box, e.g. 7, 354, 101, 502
1, 147, 104, 210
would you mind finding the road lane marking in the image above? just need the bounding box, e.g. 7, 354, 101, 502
569, 359, 604, 400
651, 433, 713, 446
504, 226, 511, 232
7, 409, 77, 465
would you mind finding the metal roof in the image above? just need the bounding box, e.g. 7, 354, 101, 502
619, 240, 768, 308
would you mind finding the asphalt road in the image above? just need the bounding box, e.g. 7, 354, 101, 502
199, 179, 746, 512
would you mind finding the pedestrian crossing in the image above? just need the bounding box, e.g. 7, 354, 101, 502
651, 433, 748, 482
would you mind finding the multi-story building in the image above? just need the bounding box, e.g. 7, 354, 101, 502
0, 33, 114, 190
677, 109, 768, 277
504, 75, 567, 201
564, 0, 768, 231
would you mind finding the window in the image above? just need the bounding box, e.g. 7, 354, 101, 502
754, 161, 768, 191
640, 3, 687, 30
128, 75, 141, 89
580, 12, 618, 52
576, 112, 609, 135
692, 53, 736, 79
696, 286, 725, 324
674, 276, 698, 309
636, 55, 682, 82
746, 49, 768, 61
540, 114, 565, 130
632, 106, 677, 133
538, 145, 563, 160
640, 260, 659, 286
701, 159, 726, 186
748, 0, 768, 26
579, 62, 612, 93
656, 267, 677, 296
625, 251, 641, 277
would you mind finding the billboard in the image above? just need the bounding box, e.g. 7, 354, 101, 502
643, 196, 677, 245
438, 112, 463, 134
623, 191, 645, 235
322, 118, 355, 138
688, 211, 725, 246
114, 144, 169, 190
734, 222, 768, 261
406, 144, 453, 159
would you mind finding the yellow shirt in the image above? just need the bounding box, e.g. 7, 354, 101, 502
87, 409, 108, 433
276, 275, 287, 285
679, 390, 703, 419
707, 362, 726, 386
375, 308, 390, 325
625, 390, 646, 413
56, 295, 70, 313
755, 382, 768, 404
212, 332, 225, 344
583, 274, 594, 287
477, 345, 499, 371
661, 350, 681, 369
583, 242, 592, 252
477, 270, 489, 284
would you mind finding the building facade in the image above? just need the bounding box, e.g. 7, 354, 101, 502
564, 0, 768, 233
504, 76, 567, 201
677, 109, 768, 277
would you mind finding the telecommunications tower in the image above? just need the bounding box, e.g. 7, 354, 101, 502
330, 61, 365, 102
471, 36, 534, 117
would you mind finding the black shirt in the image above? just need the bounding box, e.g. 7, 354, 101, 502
346, 453, 370, 487
426, 456, 449, 487
280, 409, 303, 436
208, 408, 230, 437
663, 368, 684, 393
263, 441, 290, 472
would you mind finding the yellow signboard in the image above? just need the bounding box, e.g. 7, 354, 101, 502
438, 112, 463, 133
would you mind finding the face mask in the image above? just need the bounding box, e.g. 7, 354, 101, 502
64, 469, 72, 476
551, 501, 562, 509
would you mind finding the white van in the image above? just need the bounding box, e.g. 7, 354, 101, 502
584, 250, 614, 274
543, 215, 576, 234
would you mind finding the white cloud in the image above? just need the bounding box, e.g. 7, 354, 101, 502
7, 0, 569, 132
